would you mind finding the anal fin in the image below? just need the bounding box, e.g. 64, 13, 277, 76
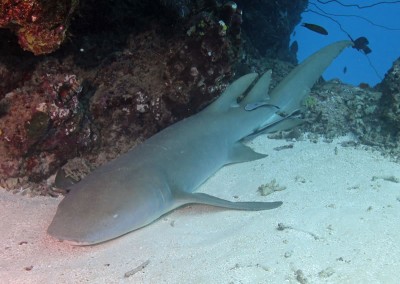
228, 142, 267, 164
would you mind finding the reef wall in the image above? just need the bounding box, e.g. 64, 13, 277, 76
0, 1, 398, 194
0, 1, 308, 193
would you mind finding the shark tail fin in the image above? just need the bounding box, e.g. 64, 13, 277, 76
268, 40, 353, 113
243, 40, 353, 141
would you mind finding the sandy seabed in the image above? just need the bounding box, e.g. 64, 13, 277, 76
1, 135, 399, 284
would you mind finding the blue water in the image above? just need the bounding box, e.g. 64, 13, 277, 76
291, 0, 400, 86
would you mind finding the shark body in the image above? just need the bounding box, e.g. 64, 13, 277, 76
48, 41, 352, 245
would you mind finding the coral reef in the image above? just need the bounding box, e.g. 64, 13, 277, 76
0, 59, 94, 186
0, 1, 261, 191
301, 57, 400, 162
2, 0, 397, 196
302, 80, 382, 141
377, 57, 400, 134
0, 0, 79, 55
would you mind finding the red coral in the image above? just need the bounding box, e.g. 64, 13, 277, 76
0, 0, 79, 55
17, 24, 67, 55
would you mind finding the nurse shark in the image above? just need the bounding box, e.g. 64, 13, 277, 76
48, 40, 353, 245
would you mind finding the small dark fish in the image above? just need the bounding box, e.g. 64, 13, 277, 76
358, 82, 370, 89
290, 40, 298, 54
301, 23, 328, 35
343, 66, 347, 74
352, 36, 372, 54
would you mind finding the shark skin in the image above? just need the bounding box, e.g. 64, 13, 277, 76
47, 40, 353, 245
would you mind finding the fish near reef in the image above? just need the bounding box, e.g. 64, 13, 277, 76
301, 23, 328, 35
47, 41, 353, 245
352, 36, 372, 54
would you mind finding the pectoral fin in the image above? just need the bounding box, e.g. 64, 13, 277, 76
174, 191, 282, 211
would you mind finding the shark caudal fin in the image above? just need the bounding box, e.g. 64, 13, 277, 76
243, 40, 353, 139
268, 40, 353, 114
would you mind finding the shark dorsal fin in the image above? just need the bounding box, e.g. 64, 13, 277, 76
204, 73, 258, 113
241, 70, 272, 105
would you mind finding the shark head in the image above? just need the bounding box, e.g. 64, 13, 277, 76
47, 169, 172, 245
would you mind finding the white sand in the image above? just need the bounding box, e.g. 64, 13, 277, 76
1, 136, 399, 283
